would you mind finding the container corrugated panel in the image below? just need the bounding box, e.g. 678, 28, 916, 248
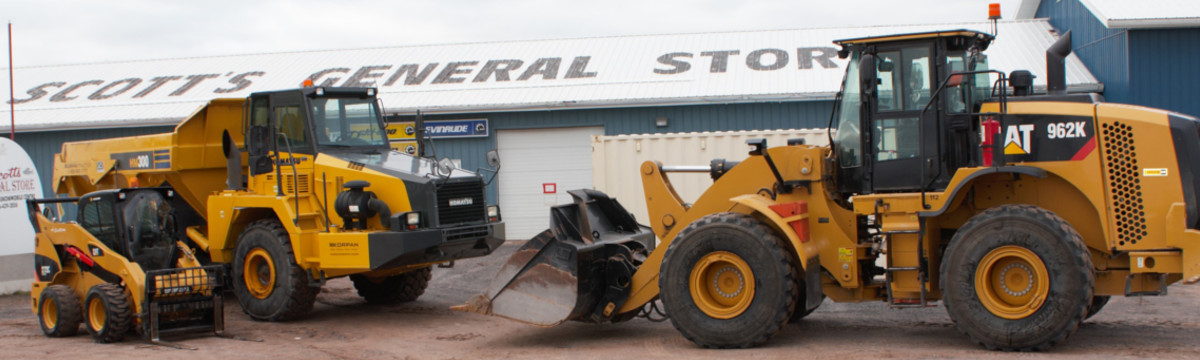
2, 20, 1099, 132
1127, 28, 1200, 117
592, 129, 828, 224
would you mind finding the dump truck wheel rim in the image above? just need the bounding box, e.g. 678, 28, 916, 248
689, 251, 755, 319
244, 248, 276, 299
975, 245, 1049, 319
41, 297, 58, 329
87, 297, 106, 331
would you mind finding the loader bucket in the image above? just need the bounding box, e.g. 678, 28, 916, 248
143, 264, 227, 344
454, 189, 654, 326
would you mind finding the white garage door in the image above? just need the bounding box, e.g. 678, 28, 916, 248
498, 126, 604, 240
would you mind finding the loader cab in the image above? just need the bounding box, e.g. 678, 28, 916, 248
77, 188, 180, 271
831, 30, 994, 199
244, 87, 389, 176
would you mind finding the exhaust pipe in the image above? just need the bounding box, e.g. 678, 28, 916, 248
1046, 30, 1072, 95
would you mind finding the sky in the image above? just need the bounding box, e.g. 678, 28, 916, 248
2, 0, 1024, 68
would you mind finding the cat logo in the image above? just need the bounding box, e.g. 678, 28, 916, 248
1003, 124, 1035, 155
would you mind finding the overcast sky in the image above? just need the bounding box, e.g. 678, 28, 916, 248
3, 0, 1022, 67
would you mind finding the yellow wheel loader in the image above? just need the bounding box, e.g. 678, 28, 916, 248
459, 29, 1200, 351
29, 188, 228, 348
51, 86, 504, 322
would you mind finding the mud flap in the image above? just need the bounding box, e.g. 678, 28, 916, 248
454, 189, 654, 326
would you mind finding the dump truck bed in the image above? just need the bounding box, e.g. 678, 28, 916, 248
53, 98, 245, 218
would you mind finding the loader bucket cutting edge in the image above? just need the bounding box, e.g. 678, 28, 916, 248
453, 189, 654, 326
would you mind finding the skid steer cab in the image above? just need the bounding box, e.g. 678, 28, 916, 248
28, 188, 229, 348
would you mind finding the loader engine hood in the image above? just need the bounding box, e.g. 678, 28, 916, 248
317, 149, 489, 228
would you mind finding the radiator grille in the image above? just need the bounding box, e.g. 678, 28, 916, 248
436, 180, 486, 226
1101, 122, 1147, 246
284, 174, 310, 194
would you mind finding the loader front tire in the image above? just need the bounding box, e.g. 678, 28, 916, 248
350, 267, 432, 304
941, 205, 1093, 351
233, 219, 318, 321
659, 213, 797, 349
84, 283, 132, 343
38, 285, 81, 337
1085, 296, 1110, 321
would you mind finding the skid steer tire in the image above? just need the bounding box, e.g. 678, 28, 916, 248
84, 283, 132, 343
350, 267, 433, 304
941, 205, 1093, 351
1085, 296, 1110, 321
232, 219, 318, 321
38, 285, 81, 337
659, 212, 797, 349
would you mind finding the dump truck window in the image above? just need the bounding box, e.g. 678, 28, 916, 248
80, 199, 120, 253
312, 97, 387, 148
274, 105, 311, 153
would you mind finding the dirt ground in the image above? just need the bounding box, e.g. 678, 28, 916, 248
3, 242, 1199, 359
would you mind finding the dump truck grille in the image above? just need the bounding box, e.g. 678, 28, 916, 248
436, 180, 486, 226
285, 174, 310, 194
1100, 121, 1147, 246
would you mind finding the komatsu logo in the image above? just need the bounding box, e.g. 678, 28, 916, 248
449, 197, 474, 206
1003, 124, 1035, 155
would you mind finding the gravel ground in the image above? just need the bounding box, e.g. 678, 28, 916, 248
2, 242, 1199, 359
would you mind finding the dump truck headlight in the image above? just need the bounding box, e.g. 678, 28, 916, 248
405, 212, 422, 230
487, 205, 501, 222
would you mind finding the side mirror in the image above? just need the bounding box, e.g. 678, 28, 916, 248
486, 150, 501, 168
859, 54, 877, 96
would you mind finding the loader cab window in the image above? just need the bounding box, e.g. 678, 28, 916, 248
834, 52, 863, 168
79, 195, 121, 255
122, 191, 177, 271
312, 97, 388, 148
872, 46, 930, 162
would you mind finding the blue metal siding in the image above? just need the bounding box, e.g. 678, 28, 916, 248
10, 126, 176, 199
1127, 28, 1200, 117
1037, 0, 1131, 102
396, 101, 834, 204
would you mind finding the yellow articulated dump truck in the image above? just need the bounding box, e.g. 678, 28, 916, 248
459, 30, 1200, 351
48, 86, 504, 322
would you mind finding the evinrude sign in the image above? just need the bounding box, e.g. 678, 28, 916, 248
424, 119, 489, 139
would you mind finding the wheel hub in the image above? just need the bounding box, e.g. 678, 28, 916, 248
689, 251, 755, 319
975, 245, 1050, 319
243, 248, 276, 299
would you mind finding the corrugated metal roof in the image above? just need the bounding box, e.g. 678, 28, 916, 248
1019, 0, 1200, 28
2, 20, 1099, 132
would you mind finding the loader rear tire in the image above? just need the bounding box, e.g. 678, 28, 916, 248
941, 205, 1093, 351
351, 267, 432, 304
38, 285, 81, 337
84, 283, 132, 343
233, 219, 318, 321
659, 213, 797, 349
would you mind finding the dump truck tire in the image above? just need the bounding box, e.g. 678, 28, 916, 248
351, 267, 432, 304
659, 212, 797, 349
941, 205, 1093, 351
1085, 296, 1110, 321
38, 285, 81, 337
232, 219, 318, 321
84, 283, 132, 343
